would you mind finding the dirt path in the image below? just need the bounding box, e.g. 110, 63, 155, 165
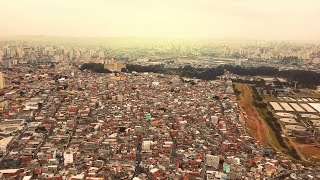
281, 127, 313, 162
287, 136, 308, 161
244, 103, 264, 144
236, 83, 266, 145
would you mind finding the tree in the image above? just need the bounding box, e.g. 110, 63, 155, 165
121, 68, 127, 72
80, 63, 112, 73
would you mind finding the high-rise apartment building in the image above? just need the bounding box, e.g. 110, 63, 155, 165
0, 72, 5, 89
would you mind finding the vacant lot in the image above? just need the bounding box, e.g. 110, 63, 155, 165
296, 143, 320, 163
234, 83, 291, 154
234, 83, 267, 145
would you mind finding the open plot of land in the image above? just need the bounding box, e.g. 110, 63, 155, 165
307, 98, 315, 102
289, 103, 305, 112
235, 84, 320, 163
282, 97, 290, 101
234, 83, 289, 154
279, 102, 295, 112
263, 91, 320, 163
234, 83, 267, 145
301, 114, 320, 119
296, 144, 320, 162
300, 103, 317, 113
275, 112, 295, 118
308, 103, 320, 113
285, 125, 307, 131
282, 97, 297, 102
297, 98, 303, 102
289, 97, 297, 101
280, 118, 297, 123
265, 97, 320, 163
270, 102, 283, 111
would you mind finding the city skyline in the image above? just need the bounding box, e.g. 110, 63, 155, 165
1, 0, 320, 40
1, 1, 320, 176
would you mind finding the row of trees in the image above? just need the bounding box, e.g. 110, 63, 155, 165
250, 86, 301, 160
80, 63, 112, 73
126, 64, 320, 88
81, 63, 320, 88
125, 64, 166, 74
126, 64, 225, 80
222, 65, 320, 88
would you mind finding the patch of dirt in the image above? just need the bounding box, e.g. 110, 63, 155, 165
235, 83, 267, 145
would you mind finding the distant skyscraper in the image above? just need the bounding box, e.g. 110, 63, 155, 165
98, 51, 105, 59
48, 47, 54, 56
69, 51, 74, 60
0, 72, 5, 89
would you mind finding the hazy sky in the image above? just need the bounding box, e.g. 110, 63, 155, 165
0, 0, 319, 40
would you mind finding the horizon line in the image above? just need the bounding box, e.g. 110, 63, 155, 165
1, 34, 320, 42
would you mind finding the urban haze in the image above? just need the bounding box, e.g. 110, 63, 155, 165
0, 0, 320, 179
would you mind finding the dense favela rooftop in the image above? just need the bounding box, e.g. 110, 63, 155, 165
0, 62, 319, 179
